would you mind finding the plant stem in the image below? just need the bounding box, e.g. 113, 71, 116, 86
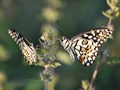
88, 63, 99, 90
107, 18, 112, 27
44, 80, 48, 90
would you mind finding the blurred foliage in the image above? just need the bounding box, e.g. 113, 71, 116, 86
0, 44, 10, 60
102, 0, 120, 20
81, 80, 90, 90
0, 0, 120, 90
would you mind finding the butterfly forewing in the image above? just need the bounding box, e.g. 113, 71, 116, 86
8, 29, 37, 65
80, 28, 113, 47
61, 27, 113, 66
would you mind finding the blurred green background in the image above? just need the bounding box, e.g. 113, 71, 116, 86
0, 0, 120, 90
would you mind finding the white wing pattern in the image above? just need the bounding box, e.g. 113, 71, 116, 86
60, 28, 113, 66
8, 29, 37, 65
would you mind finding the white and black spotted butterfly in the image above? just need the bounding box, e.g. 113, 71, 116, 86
60, 27, 113, 66
8, 29, 37, 65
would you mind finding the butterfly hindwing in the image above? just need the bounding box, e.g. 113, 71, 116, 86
70, 37, 98, 66
8, 29, 37, 65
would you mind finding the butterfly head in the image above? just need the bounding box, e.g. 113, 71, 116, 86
60, 36, 71, 50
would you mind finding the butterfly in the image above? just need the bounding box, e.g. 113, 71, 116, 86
8, 29, 37, 65
60, 27, 113, 66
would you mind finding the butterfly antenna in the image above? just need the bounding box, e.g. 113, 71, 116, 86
53, 37, 61, 41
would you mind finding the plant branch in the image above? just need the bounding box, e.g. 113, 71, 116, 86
88, 63, 100, 90
44, 80, 48, 90
107, 18, 112, 27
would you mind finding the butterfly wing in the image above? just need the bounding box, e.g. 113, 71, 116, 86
8, 29, 37, 65
71, 28, 112, 47
70, 28, 113, 66
70, 38, 98, 66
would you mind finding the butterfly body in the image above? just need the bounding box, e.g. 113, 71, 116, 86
8, 29, 37, 65
60, 28, 113, 66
